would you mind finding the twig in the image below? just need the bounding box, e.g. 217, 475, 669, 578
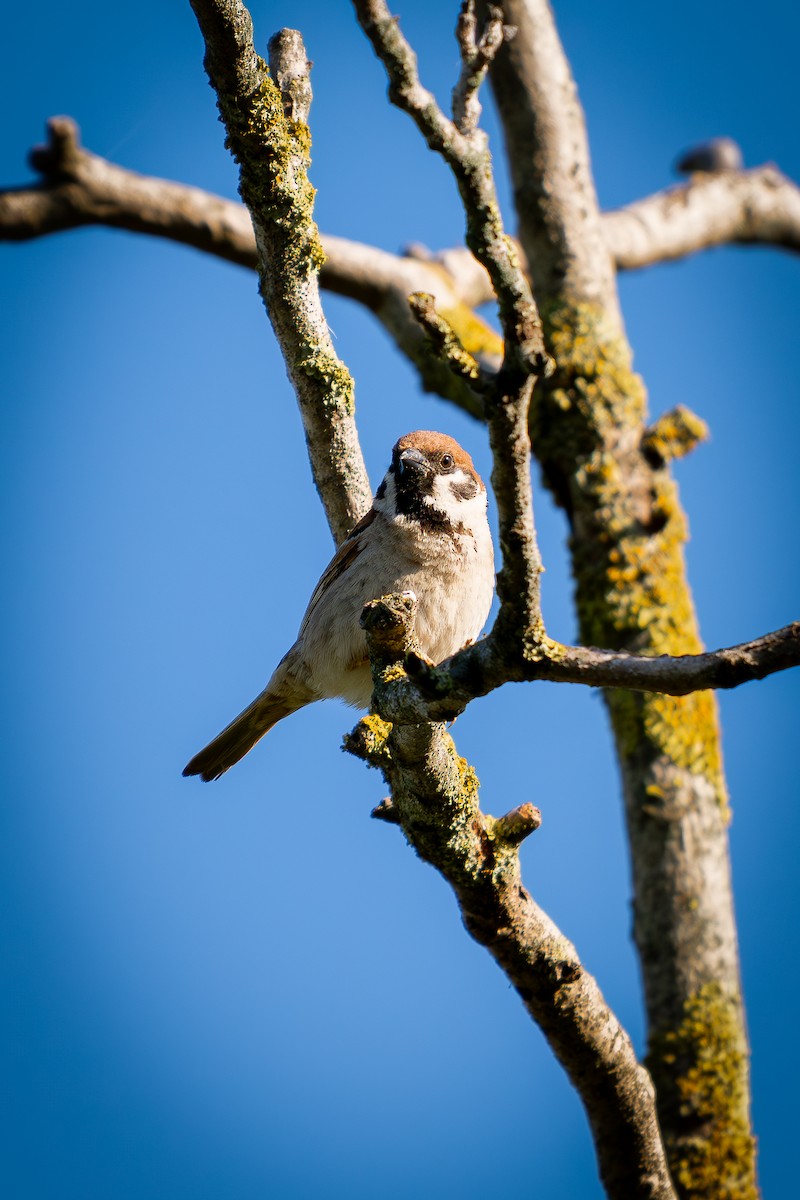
452, 1, 510, 135
407, 291, 485, 388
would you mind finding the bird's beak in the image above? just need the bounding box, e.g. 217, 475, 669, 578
398, 447, 430, 476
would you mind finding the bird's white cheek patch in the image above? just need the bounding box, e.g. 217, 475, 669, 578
430, 470, 483, 519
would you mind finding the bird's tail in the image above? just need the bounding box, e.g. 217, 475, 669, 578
183, 691, 299, 782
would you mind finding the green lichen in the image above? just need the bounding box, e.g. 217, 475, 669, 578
649, 984, 757, 1200
218, 61, 325, 286
531, 300, 727, 813
297, 353, 355, 413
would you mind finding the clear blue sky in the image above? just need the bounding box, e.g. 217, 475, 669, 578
1, 2, 798, 1197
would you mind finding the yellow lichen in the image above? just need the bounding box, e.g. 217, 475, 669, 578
643, 405, 709, 465
381, 663, 407, 684
345, 713, 393, 769
649, 984, 757, 1200
438, 299, 504, 360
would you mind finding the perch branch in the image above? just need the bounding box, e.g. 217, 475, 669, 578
346, 594, 677, 1200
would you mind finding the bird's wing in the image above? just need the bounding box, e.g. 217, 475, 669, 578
298, 507, 377, 638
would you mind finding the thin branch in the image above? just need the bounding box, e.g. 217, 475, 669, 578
353, 0, 546, 383
0, 117, 259, 265
347, 594, 677, 1200
353, 0, 546, 643
408, 291, 485, 387
188, 4, 371, 542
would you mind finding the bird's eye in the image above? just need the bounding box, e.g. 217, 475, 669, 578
440, 454, 454, 471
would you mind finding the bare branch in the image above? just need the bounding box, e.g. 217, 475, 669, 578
0, 117, 260, 265
604, 166, 800, 269
452, 1, 509, 135
541, 622, 800, 696
5, 120, 800, 333
353, 0, 546, 383
190, 3, 372, 542
347, 593, 677, 1200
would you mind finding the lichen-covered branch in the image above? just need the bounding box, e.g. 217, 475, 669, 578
188, 2, 370, 541
346, 593, 677, 1200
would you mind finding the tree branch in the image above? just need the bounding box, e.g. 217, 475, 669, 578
3, 123, 799, 315
452, 2, 509, 135
346, 593, 677, 1200
0, 117, 500, 421
604, 165, 800, 269
476, 7, 759, 1190
188, 4, 374, 542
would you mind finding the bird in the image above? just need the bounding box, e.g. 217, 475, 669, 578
183, 431, 495, 781
675, 137, 743, 175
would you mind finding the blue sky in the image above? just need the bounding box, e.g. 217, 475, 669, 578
1, 2, 798, 1197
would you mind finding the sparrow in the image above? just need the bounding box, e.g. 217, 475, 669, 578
183, 431, 495, 781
